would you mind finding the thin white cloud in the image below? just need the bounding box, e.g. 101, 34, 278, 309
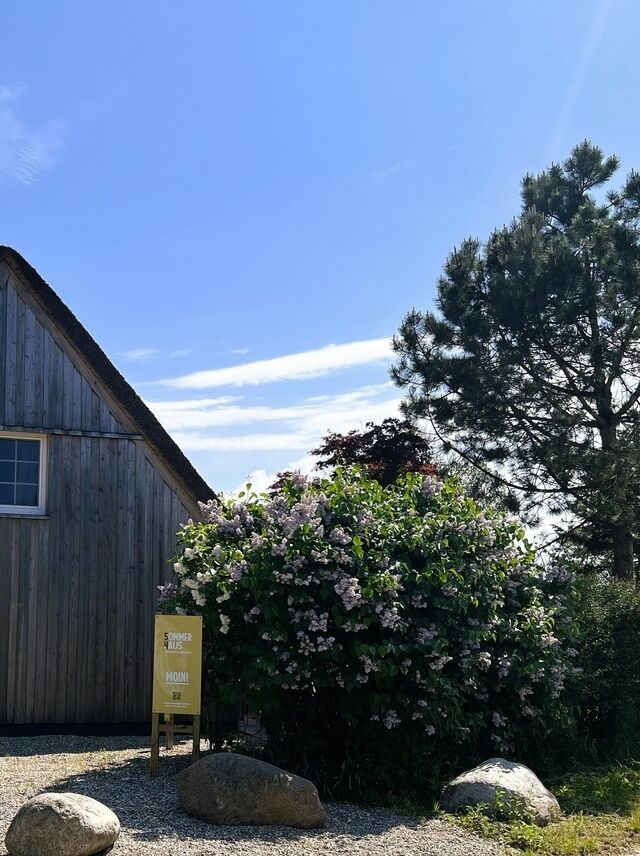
0, 86, 25, 103
550, 0, 614, 155
372, 159, 413, 180
147, 383, 402, 453
118, 347, 163, 362
173, 432, 311, 452
230, 347, 250, 355
149, 395, 242, 411
0, 85, 65, 185
446, 142, 473, 154
118, 346, 194, 362
157, 337, 393, 389
146, 383, 397, 432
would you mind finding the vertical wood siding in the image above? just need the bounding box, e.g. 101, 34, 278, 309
0, 266, 127, 434
0, 268, 194, 723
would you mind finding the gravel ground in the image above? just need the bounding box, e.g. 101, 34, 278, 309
0, 735, 508, 856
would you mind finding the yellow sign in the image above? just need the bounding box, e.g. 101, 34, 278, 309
152, 615, 203, 715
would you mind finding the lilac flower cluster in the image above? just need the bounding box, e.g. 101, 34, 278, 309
334, 576, 363, 610
156, 581, 177, 603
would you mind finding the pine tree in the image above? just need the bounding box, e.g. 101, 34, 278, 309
392, 142, 640, 580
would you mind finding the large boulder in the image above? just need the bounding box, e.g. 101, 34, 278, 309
441, 758, 561, 826
176, 752, 327, 828
5, 792, 120, 856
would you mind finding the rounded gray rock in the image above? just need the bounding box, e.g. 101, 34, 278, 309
5, 791, 120, 856
177, 752, 327, 828
441, 757, 561, 826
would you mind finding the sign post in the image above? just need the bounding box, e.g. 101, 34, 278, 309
151, 614, 203, 776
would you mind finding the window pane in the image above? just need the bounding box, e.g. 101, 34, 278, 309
0, 438, 43, 510
15, 484, 38, 506
0, 483, 14, 504
0, 461, 15, 482
0, 439, 16, 461
16, 440, 39, 463
16, 462, 38, 484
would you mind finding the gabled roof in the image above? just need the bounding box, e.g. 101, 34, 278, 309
0, 246, 215, 506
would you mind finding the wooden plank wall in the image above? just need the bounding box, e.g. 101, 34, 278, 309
0, 265, 126, 434
0, 266, 193, 723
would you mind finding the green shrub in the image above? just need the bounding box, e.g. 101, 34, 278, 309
523, 572, 640, 772
162, 468, 573, 799
570, 575, 640, 756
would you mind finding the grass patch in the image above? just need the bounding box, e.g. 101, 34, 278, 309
446, 763, 640, 855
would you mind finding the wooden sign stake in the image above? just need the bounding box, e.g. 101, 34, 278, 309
150, 713, 201, 777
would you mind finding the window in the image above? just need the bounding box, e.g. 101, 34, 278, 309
0, 434, 47, 515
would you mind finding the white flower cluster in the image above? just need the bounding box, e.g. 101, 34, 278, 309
382, 710, 401, 729
417, 626, 438, 644
420, 475, 443, 496
429, 655, 453, 672
360, 655, 379, 674
291, 609, 329, 633
492, 711, 507, 728
378, 606, 401, 629
334, 576, 363, 610
329, 526, 352, 546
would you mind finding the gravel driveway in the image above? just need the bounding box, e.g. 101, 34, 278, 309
0, 735, 507, 856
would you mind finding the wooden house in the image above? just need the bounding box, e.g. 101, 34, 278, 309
0, 247, 214, 725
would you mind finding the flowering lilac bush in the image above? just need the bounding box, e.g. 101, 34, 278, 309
163, 469, 573, 798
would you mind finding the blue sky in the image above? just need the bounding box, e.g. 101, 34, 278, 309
1, 0, 638, 493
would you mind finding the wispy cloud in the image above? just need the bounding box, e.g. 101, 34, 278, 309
230, 347, 250, 355
550, 0, 614, 155
146, 384, 395, 432
0, 86, 25, 103
118, 346, 193, 362
118, 347, 163, 362
446, 142, 472, 154
151, 395, 242, 411
146, 382, 402, 453
157, 337, 393, 389
0, 85, 65, 185
174, 432, 312, 452
372, 159, 413, 180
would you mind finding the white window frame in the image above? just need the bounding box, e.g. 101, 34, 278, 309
0, 432, 48, 517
